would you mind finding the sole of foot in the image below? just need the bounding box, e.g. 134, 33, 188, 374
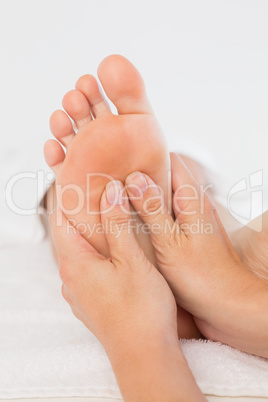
44, 55, 170, 261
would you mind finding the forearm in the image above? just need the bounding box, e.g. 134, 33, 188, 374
106, 333, 205, 402
194, 265, 268, 357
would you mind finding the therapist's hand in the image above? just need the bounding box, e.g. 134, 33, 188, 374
49, 179, 205, 401
125, 153, 268, 358
50, 179, 177, 349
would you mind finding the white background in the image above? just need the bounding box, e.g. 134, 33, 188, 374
0, 0, 267, 183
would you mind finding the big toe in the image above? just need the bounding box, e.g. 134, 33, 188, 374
97, 55, 152, 115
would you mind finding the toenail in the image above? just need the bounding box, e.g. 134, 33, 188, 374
106, 180, 124, 205
127, 172, 148, 196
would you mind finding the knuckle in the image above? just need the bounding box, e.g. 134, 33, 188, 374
112, 242, 142, 268
153, 230, 179, 255
109, 211, 129, 226
107, 212, 130, 236
165, 229, 179, 248
153, 230, 186, 268
141, 196, 163, 217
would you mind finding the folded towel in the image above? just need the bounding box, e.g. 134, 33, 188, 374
1, 238, 268, 399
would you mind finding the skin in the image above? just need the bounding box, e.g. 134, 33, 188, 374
44, 54, 203, 340
231, 211, 268, 282
50, 180, 205, 402
44, 54, 268, 342
44, 55, 170, 263
124, 153, 268, 358
49, 151, 268, 399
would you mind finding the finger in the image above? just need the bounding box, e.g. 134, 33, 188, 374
49, 207, 100, 264
170, 152, 216, 234
125, 172, 181, 260
100, 180, 142, 265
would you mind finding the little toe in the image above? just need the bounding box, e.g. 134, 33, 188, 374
75, 74, 110, 118
50, 110, 75, 147
44, 139, 65, 175
62, 89, 92, 129
97, 55, 153, 115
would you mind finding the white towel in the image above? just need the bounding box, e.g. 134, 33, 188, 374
1, 238, 268, 399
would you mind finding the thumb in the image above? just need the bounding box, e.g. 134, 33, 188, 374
100, 180, 142, 265
170, 152, 216, 236
125, 171, 181, 261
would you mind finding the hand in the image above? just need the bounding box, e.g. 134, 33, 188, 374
50, 180, 178, 351
124, 153, 268, 357
50, 179, 204, 401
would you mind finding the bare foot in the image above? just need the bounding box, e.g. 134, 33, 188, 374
44, 55, 170, 262
232, 211, 268, 281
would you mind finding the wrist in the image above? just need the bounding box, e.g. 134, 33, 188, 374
104, 330, 204, 401
105, 326, 183, 370
195, 263, 268, 357
184, 260, 250, 320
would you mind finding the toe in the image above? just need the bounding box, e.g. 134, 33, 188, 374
62, 89, 92, 128
97, 54, 153, 115
75, 74, 110, 118
50, 110, 75, 147
44, 139, 65, 175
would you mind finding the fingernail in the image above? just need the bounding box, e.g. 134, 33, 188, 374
106, 180, 124, 205
127, 172, 148, 196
